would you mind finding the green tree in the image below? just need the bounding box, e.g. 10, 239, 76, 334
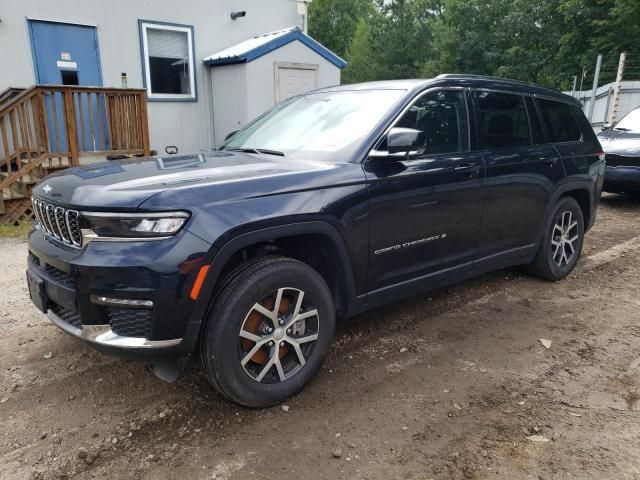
308, 0, 374, 59
343, 19, 379, 83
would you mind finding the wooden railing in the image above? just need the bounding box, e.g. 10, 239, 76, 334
0, 85, 150, 224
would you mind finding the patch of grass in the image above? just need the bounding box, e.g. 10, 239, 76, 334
0, 221, 33, 239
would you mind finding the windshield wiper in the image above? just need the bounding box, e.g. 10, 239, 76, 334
613, 127, 631, 131
226, 147, 285, 157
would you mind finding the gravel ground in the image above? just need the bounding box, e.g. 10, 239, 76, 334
1, 193, 640, 480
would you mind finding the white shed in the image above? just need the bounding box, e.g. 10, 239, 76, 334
203, 27, 346, 144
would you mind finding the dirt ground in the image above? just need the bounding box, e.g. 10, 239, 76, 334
2, 193, 640, 480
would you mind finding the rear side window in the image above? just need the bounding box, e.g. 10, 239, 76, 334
537, 98, 581, 143
475, 91, 531, 149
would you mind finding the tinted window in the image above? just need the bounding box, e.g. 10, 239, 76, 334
538, 98, 581, 142
475, 91, 531, 149
395, 90, 468, 154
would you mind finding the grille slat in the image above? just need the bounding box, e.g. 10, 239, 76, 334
50, 303, 82, 329
32, 197, 82, 248
55, 207, 71, 243
107, 308, 153, 338
605, 154, 640, 168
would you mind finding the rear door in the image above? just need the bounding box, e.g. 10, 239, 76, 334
365, 88, 484, 295
472, 90, 563, 265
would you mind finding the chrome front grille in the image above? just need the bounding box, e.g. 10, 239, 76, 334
32, 197, 82, 247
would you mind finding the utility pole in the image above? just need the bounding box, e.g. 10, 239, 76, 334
609, 51, 627, 124
588, 54, 602, 122
571, 75, 577, 97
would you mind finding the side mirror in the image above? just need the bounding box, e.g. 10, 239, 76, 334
601, 123, 613, 131
225, 129, 240, 141
387, 127, 426, 154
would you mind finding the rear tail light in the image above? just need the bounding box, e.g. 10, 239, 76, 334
596, 149, 606, 162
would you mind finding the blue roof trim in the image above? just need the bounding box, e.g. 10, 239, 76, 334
204, 28, 347, 69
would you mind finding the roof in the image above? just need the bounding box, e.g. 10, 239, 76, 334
202, 27, 347, 69
315, 75, 579, 105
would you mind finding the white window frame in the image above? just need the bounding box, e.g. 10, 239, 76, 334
139, 21, 196, 101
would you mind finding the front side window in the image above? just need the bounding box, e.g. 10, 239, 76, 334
475, 91, 531, 149
615, 108, 640, 132
222, 89, 405, 161
139, 21, 195, 100
394, 90, 468, 154
537, 98, 581, 143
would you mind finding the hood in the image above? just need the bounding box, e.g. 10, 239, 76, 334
598, 128, 640, 156
31, 151, 353, 209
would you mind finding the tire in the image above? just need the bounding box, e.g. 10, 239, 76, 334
200, 256, 335, 407
526, 196, 585, 281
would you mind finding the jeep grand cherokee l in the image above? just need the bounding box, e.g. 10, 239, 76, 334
598, 106, 640, 194
27, 74, 605, 407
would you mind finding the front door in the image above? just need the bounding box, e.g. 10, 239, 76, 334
28, 20, 105, 151
365, 89, 484, 297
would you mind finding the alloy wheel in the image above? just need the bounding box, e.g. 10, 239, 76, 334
238, 287, 320, 383
551, 210, 579, 267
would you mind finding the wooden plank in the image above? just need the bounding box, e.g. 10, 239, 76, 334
87, 92, 96, 151
18, 102, 32, 160
77, 92, 86, 152
104, 94, 113, 150
49, 92, 62, 154
62, 90, 79, 165
8, 110, 20, 166
96, 93, 106, 150
138, 91, 151, 156
0, 118, 10, 170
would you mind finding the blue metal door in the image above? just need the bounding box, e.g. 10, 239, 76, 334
28, 20, 106, 152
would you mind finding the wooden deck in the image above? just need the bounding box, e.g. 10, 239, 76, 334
0, 85, 150, 225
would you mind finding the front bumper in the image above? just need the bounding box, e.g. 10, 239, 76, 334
603, 165, 640, 192
27, 227, 212, 361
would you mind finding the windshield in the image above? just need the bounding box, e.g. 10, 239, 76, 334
616, 108, 640, 132
221, 89, 406, 161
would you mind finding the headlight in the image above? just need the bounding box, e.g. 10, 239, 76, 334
80, 211, 190, 239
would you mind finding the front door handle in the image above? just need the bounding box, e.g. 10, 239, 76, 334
454, 164, 481, 176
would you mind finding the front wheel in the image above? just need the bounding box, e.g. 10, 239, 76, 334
200, 256, 335, 407
526, 196, 585, 281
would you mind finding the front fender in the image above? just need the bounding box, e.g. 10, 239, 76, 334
180, 220, 360, 355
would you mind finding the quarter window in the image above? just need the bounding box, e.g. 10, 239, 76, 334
537, 98, 581, 143
394, 90, 469, 154
139, 21, 196, 100
475, 91, 531, 149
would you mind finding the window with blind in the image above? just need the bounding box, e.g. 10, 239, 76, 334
139, 21, 196, 100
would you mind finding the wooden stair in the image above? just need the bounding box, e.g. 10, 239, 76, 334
0, 84, 151, 225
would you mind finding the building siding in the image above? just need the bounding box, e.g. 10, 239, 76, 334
211, 64, 248, 145
0, 0, 303, 153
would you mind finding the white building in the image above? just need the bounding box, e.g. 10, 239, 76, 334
0, 0, 344, 154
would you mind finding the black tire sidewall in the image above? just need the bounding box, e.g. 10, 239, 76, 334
542, 197, 584, 279
202, 259, 335, 407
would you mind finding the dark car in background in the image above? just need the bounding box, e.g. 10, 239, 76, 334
27, 75, 605, 407
598, 106, 640, 194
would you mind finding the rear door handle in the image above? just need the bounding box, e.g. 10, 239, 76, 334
454, 164, 481, 175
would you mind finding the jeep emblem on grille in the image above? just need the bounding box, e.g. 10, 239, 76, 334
43, 185, 52, 193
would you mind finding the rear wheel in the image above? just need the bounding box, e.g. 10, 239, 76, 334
200, 256, 335, 407
526, 196, 584, 281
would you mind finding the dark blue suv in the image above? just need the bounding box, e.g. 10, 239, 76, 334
27, 75, 605, 407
